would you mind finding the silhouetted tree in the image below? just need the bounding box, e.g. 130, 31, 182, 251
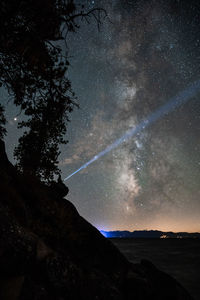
0, 104, 6, 139
0, 0, 106, 182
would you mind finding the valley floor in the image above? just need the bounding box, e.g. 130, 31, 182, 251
110, 238, 200, 300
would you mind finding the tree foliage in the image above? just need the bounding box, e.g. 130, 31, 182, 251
0, 0, 106, 182
0, 104, 6, 139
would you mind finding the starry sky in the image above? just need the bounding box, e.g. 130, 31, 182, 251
2, 0, 200, 232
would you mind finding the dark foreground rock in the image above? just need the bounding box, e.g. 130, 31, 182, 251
0, 140, 193, 300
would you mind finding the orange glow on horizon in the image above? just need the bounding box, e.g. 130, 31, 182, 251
100, 218, 200, 233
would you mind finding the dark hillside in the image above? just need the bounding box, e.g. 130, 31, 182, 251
0, 140, 193, 300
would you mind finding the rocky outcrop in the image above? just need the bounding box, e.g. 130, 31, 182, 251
0, 140, 193, 300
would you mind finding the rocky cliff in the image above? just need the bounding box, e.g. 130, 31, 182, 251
0, 140, 193, 300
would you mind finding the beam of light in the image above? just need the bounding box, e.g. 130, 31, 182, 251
64, 80, 200, 181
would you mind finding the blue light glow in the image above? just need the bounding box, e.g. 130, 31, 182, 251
64, 80, 200, 181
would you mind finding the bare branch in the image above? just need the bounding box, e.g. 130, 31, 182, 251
61, 7, 108, 31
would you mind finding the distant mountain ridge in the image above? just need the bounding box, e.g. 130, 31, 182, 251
101, 230, 200, 239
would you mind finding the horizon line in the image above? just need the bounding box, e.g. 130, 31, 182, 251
99, 229, 200, 234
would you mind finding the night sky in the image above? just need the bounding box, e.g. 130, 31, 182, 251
2, 0, 200, 232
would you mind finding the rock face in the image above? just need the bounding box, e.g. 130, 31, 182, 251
0, 140, 193, 300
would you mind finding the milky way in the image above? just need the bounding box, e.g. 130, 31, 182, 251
64, 79, 200, 182
3, 0, 200, 232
